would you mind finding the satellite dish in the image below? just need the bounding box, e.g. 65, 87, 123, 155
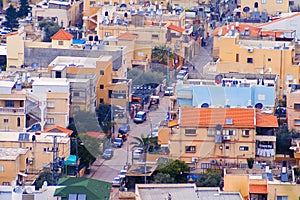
31, 62, 39, 70
243, 6, 250, 12
13, 186, 24, 193
25, 187, 33, 194
42, 181, 48, 190
216, 124, 222, 131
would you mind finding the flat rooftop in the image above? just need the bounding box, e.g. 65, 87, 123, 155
31, 77, 69, 86
0, 147, 28, 161
49, 56, 111, 68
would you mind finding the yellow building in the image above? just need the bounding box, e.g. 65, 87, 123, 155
169, 107, 256, 169
0, 147, 29, 186
0, 131, 70, 185
240, 0, 289, 17
0, 80, 26, 132
224, 172, 300, 200
212, 25, 299, 99
286, 84, 300, 133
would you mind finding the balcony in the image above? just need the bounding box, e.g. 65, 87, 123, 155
0, 107, 25, 113
132, 59, 148, 66
256, 148, 275, 157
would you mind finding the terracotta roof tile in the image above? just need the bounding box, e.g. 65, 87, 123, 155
256, 113, 278, 127
51, 29, 73, 40
44, 126, 73, 136
180, 107, 255, 128
249, 184, 267, 194
117, 32, 137, 40
212, 23, 260, 37
167, 24, 185, 33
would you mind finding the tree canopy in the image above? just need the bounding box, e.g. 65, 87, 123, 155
152, 45, 175, 64
4, 5, 19, 29
18, 0, 29, 18
39, 20, 60, 42
127, 68, 164, 86
195, 170, 222, 187
276, 125, 298, 155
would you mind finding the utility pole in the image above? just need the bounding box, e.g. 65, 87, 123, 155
167, 49, 170, 86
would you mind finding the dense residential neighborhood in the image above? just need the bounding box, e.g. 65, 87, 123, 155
1, 0, 300, 199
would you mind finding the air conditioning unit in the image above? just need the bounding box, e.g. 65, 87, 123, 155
223, 135, 231, 141
248, 48, 254, 53
29, 159, 33, 165
191, 157, 198, 163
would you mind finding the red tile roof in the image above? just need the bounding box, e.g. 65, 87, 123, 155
249, 184, 268, 194
180, 107, 255, 128
51, 29, 73, 40
117, 32, 137, 40
212, 23, 260, 37
167, 24, 184, 33
44, 126, 73, 136
256, 113, 278, 128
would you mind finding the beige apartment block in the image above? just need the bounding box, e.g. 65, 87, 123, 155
213, 29, 299, 99
286, 84, 300, 133
0, 132, 70, 182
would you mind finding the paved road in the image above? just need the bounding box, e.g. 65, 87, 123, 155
86, 93, 170, 184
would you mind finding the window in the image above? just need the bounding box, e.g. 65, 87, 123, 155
100, 85, 104, 89
0, 165, 4, 172
17, 117, 20, 127
294, 104, 300, 110
185, 129, 196, 135
73, 92, 80, 97
247, 58, 253, 63
223, 130, 235, 135
261, 0, 266, 3
226, 146, 230, 149
69, 194, 87, 200
3, 119, 8, 123
47, 102, 55, 108
152, 34, 159, 39
295, 119, 300, 126
185, 146, 196, 153
236, 54, 239, 62
100, 98, 104, 103
2, 182, 9, 186
58, 41, 64, 45
225, 118, 233, 124
239, 146, 249, 151
242, 130, 250, 136
268, 58, 271, 62
276, 0, 282, 3
207, 129, 215, 136
100, 70, 104, 75
90, 0, 96, 5
47, 118, 55, 124
5, 100, 14, 107
105, 32, 110, 37
201, 163, 211, 169
289, 1, 294, 5
277, 196, 288, 200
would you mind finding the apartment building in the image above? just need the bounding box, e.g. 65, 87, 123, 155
224, 171, 300, 200
0, 80, 26, 132
0, 131, 70, 185
169, 107, 256, 169
286, 84, 300, 133
0, 147, 29, 186
211, 24, 299, 99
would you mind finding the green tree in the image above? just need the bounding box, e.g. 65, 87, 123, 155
77, 133, 101, 165
35, 169, 53, 189
152, 45, 174, 64
153, 172, 175, 183
195, 170, 222, 187
17, 0, 29, 18
155, 159, 190, 183
73, 110, 100, 133
39, 20, 60, 42
4, 5, 19, 29
276, 125, 293, 155
130, 135, 157, 153
127, 68, 164, 85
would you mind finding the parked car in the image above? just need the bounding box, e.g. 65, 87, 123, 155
181, 66, 189, 72
176, 70, 188, 79
133, 147, 144, 159
112, 176, 122, 187
118, 169, 127, 178
118, 124, 130, 134
164, 87, 174, 96
150, 127, 159, 137
102, 148, 114, 159
113, 138, 123, 148
134, 111, 147, 123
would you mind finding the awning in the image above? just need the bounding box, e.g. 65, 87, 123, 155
64, 155, 77, 165
18, 172, 28, 177
249, 184, 267, 194
168, 119, 179, 128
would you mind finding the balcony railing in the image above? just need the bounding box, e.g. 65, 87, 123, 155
0, 107, 25, 113
256, 148, 275, 157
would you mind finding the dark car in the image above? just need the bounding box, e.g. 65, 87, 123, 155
118, 124, 130, 134
113, 138, 124, 148
102, 148, 114, 159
